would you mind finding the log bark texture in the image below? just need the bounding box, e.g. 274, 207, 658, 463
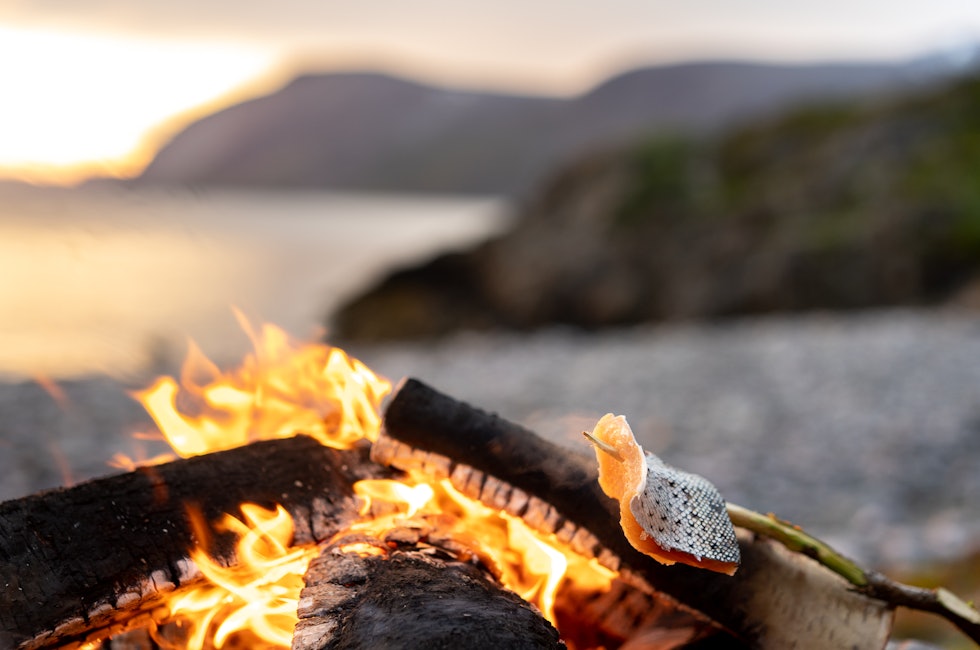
292, 533, 565, 650
0, 435, 378, 650
377, 378, 894, 649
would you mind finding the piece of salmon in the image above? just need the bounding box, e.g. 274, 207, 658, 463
585, 413, 740, 575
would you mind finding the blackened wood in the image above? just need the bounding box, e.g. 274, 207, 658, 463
292, 538, 565, 650
380, 378, 620, 552
0, 435, 376, 649
379, 378, 890, 648
380, 381, 739, 616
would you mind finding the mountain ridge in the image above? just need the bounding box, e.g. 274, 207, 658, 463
134, 56, 963, 197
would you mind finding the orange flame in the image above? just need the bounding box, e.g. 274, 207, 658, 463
127, 318, 391, 647
129, 319, 613, 647
131, 315, 390, 457
162, 503, 320, 649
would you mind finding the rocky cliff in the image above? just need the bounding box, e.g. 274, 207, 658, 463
330, 72, 980, 340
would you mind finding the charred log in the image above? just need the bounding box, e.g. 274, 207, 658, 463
377, 378, 893, 649
292, 530, 565, 650
0, 435, 380, 650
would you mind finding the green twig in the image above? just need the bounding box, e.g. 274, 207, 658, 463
727, 503, 980, 645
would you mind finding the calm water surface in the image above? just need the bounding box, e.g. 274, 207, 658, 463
0, 184, 508, 379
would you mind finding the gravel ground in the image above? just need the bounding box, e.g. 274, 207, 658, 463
4, 308, 980, 570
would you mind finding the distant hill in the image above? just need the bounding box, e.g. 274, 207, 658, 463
135, 57, 962, 197
329, 70, 980, 340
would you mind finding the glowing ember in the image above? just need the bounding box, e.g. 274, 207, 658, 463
354, 478, 435, 518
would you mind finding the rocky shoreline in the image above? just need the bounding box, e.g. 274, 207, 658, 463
333, 73, 980, 343
3, 308, 979, 570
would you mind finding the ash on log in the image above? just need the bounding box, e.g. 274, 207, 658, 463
0, 435, 378, 650
376, 378, 894, 649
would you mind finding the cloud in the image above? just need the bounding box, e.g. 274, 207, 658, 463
3, 0, 979, 91
5, 1, 978, 51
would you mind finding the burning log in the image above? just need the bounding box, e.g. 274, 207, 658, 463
1, 431, 582, 650
293, 504, 724, 650
376, 378, 896, 649
0, 436, 376, 650
292, 530, 565, 650
7, 322, 746, 649
7, 359, 971, 648
0, 420, 727, 650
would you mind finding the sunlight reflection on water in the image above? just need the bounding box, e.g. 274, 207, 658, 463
0, 184, 508, 379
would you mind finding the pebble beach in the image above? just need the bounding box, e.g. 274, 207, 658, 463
3, 308, 980, 572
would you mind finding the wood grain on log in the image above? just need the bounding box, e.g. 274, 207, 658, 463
0, 436, 378, 650
378, 378, 894, 649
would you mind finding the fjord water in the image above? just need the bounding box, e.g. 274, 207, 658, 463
0, 184, 508, 380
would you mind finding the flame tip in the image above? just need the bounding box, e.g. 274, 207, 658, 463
130, 319, 390, 460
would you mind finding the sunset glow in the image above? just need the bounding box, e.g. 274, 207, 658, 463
2, 2, 978, 186
0, 26, 276, 185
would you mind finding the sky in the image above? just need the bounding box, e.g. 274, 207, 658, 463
1, 1, 979, 185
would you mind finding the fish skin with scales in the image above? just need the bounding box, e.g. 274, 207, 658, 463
586, 413, 741, 574
630, 452, 741, 566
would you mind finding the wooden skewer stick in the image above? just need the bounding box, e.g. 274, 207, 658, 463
582, 430, 624, 461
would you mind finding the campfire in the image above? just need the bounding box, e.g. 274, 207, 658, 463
2, 320, 978, 649
122, 320, 622, 647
